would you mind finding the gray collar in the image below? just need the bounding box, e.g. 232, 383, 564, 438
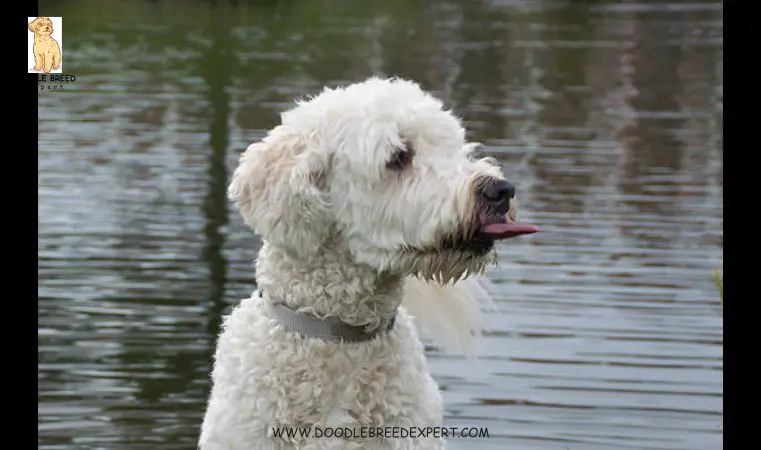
263, 292, 396, 343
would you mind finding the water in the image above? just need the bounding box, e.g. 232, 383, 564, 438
37, 1, 723, 449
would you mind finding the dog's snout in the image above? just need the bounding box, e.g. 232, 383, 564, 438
480, 179, 515, 205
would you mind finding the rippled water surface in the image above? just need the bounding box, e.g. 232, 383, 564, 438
38, 1, 723, 449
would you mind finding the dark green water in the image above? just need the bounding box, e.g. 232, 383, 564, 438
38, 1, 722, 449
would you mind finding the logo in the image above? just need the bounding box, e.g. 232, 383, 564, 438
28, 17, 62, 73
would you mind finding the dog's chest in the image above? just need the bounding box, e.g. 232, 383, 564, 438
34, 37, 55, 50
266, 343, 442, 430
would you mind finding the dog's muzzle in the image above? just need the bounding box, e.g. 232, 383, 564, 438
472, 177, 538, 239
477, 178, 515, 216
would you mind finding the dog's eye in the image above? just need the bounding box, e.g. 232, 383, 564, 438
465, 142, 486, 160
386, 144, 414, 171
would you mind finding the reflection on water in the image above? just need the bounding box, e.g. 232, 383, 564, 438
38, 1, 722, 449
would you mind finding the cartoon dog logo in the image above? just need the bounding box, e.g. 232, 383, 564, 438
28, 17, 61, 73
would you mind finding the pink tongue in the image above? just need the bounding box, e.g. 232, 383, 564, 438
480, 223, 540, 239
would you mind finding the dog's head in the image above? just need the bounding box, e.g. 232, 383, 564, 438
29, 17, 54, 36
229, 77, 537, 282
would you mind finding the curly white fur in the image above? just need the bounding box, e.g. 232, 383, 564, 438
199, 77, 515, 449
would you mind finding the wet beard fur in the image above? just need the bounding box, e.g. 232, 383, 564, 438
393, 247, 498, 285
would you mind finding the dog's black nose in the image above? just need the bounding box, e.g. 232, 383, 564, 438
481, 179, 515, 204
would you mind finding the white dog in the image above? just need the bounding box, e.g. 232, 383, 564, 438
199, 77, 538, 449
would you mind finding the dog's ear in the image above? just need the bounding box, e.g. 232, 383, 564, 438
228, 126, 331, 256
28, 18, 39, 32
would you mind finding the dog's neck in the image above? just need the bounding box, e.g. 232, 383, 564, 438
255, 240, 403, 330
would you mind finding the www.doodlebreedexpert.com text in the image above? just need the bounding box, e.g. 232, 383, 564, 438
271, 426, 490, 440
